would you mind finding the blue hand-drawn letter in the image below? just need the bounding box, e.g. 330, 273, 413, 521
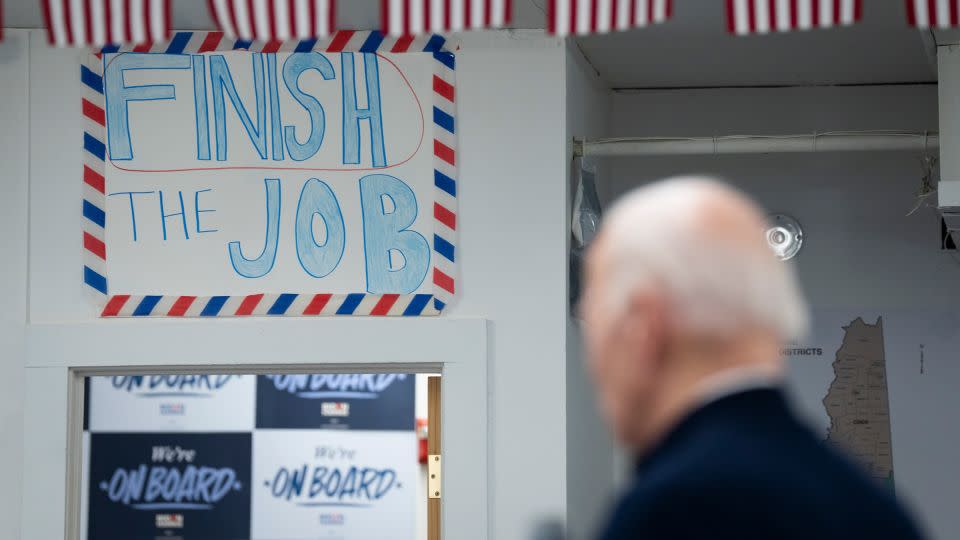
211, 53, 268, 161
108, 191, 155, 241
228, 178, 281, 278
265, 54, 284, 161
295, 178, 345, 278
283, 53, 336, 161
104, 54, 190, 161
192, 55, 211, 161
341, 53, 386, 168
359, 174, 429, 293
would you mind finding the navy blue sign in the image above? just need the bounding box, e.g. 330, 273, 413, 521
88, 433, 251, 540
256, 374, 415, 430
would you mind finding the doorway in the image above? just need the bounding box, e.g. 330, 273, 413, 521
80, 372, 440, 540
21, 318, 487, 539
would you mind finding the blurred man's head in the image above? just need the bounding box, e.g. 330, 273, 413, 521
581, 176, 808, 450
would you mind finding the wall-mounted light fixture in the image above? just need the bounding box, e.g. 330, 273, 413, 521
766, 214, 803, 261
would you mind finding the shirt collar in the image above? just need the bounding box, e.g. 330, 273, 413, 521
693, 363, 785, 408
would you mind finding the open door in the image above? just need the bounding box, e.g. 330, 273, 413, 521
427, 376, 441, 540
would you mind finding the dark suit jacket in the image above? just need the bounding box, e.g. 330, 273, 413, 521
598, 388, 925, 540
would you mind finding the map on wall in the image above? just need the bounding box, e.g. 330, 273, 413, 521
821, 317, 894, 485
783, 309, 960, 491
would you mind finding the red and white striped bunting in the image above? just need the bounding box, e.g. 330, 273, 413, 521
41, 0, 171, 47
725, 0, 862, 35
207, 0, 335, 41
382, 0, 512, 36
906, 0, 960, 28
547, 0, 672, 37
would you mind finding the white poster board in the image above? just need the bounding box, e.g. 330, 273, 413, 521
251, 430, 417, 540
81, 32, 457, 317
88, 375, 256, 432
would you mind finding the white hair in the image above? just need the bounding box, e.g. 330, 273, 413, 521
600, 176, 809, 341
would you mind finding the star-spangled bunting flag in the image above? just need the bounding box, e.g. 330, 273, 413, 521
41, 0, 171, 47
547, 0, 672, 37
207, 0, 336, 41
905, 0, 960, 28
725, 0, 862, 35
382, 0, 512, 36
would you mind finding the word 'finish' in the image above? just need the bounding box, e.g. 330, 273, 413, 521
104, 51, 387, 167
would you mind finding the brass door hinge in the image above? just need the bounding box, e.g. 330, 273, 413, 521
428, 454, 441, 499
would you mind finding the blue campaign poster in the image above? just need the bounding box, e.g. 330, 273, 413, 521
255, 374, 415, 430
87, 433, 252, 540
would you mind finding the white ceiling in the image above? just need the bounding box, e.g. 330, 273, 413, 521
577, 1, 937, 88
3, 0, 939, 88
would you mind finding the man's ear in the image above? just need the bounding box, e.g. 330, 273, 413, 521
620, 290, 667, 365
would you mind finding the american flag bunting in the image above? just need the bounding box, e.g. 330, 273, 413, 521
905, 0, 960, 29
382, 0, 512, 37
207, 0, 336, 41
726, 0, 862, 35
41, 0, 171, 47
547, 0, 672, 37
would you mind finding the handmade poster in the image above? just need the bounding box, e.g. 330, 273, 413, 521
81, 32, 458, 317
255, 373, 415, 430
87, 433, 252, 540
87, 375, 256, 432
251, 430, 417, 540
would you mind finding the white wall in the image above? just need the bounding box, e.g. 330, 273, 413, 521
452, 32, 569, 539
604, 85, 960, 540
0, 29, 30, 540
604, 85, 947, 308
563, 45, 619, 540
4, 29, 571, 540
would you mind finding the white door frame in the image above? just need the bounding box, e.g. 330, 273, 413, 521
22, 318, 489, 540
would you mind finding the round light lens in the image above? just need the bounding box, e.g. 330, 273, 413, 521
766, 215, 803, 261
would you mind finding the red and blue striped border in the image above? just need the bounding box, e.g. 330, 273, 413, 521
82, 30, 458, 317
98, 293, 437, 317
430, 44, 457, 311
82, 51, 108, 298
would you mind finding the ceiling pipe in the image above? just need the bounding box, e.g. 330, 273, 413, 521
574, 131, 940, 157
